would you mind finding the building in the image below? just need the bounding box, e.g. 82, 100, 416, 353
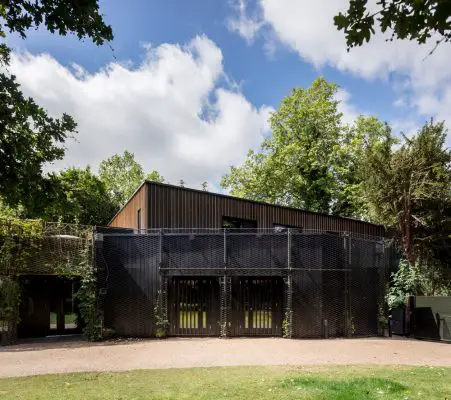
97, 182, 394, 339
109, 181, 386, 236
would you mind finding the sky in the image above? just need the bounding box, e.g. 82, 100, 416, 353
5, 0, 451, 191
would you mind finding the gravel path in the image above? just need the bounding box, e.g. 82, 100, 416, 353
1, 337, 450, 378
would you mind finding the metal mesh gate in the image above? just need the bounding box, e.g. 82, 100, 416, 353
231, 277, 283, 336
169, 277, 219, 336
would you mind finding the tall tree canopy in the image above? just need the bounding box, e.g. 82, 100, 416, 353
0, 0, 113, 210
147, 170, 165, 184
99, 151, 145, 207
42, 167, 118, 226
363, 120, 451, 269
221, 78, 393, 217
334, 0, 451, 50
0, 74, 76, 209
336, 115, 396, 218
222, 78, 342, 214
99, 151, 166, 207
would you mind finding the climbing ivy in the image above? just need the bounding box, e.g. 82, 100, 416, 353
0, 217, 99, 343
0, 217, 44, 277
282, 310, 292, 338
154, 290, 169, 338
73, 242, 102, 341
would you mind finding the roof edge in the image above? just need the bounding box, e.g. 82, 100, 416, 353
108, 181, 147, 225
143, 180, 386, 229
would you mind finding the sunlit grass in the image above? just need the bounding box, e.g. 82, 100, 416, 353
1, 365, 450, 400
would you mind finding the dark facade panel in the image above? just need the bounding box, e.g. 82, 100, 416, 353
101, 234, 160, 336
97, 229, 392, 338
146, 182, 386, 237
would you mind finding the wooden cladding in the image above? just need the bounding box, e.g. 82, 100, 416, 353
146, 182, 385, 236
109, 181, 385, 237
110, 184, 148, 230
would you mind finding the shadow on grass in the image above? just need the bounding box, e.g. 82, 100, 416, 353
280, 376, 406, 400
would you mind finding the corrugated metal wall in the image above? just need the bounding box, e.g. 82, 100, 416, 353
147, 182, 385, 237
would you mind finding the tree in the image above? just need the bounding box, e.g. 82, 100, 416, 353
0, 1, 113, 211
0, 74, 76, 209
222, 78, 350, 214
335, 116, 396, 218
147, 170, 165, 183
1, 1, 112, 48
363, 120, 451, 276
42, 167, 117, 226
334, 0, 451, 51
99, 151, 145, 207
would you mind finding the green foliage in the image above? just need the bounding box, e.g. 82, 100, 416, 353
378, 304, 388, 331
0, 1, 113, 49
335, 0, 451, 51
99, 151, 146, 207
386, 260, 425, 309
335, 116, 396, 218
0, 278, 20, 323
222, 78, 343, 214
0, 217, 100, 343
0, 0, 113, 214
0, 73, 76, 210
282, 311, 292, 338
0, 218, 44, 277
73, 243, 101, 341
42, 167, 118, 226
154, 290, 169, 338
102, 327, 116, 339
99, 151, 165, 208
147, 170, 165, 183
363, 119, 451, 270
0, 218, 43, 344
221, 78, 395, 218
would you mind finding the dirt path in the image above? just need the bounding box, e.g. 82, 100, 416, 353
1, 337, 450, 378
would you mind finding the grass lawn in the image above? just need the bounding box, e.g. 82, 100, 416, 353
0, 365, 450, 400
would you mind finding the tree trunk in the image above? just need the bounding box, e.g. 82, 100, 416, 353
401, 190, 415, 266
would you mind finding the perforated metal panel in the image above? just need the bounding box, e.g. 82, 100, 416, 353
97, 228, 396, 338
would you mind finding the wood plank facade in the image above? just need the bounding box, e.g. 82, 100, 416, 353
109, 181, 386, 237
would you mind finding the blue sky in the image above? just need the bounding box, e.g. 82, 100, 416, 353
6, 0, 451, 188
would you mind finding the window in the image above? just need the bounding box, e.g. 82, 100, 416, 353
137, 208, 142, 230
222, 216, 257, 229
273, 223, 302, 233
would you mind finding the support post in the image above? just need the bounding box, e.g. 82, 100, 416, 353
344, 233, 352, 337
158, 228, 163, 271
219, 276, 231, 338
283, 229, 293, 338
223, 228, 227, 270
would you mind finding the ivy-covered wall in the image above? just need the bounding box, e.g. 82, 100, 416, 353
0, 218, 100, 345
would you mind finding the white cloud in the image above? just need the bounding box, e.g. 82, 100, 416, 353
227, 0, 265, 43
9, 35, 273, 187
228, 0, 451, 141
335, 88, 359, 124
